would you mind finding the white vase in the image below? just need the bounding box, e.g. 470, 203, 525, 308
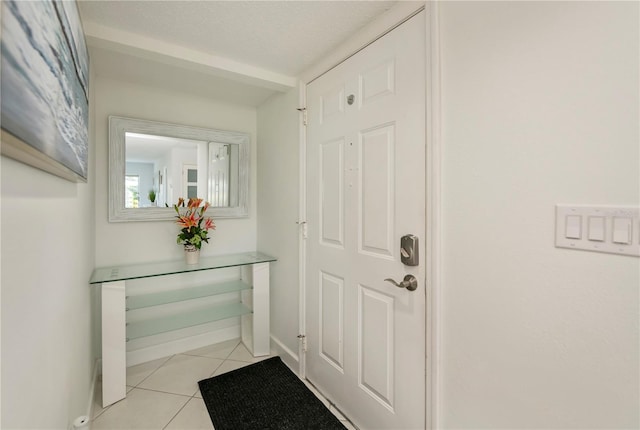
184, 245, 200, 265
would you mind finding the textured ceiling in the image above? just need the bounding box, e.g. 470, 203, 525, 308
78, 1, 397, 77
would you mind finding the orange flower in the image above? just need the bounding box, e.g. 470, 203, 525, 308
204, 218, 216, 231
188, 198, 203, 209
177, 213, 197, 228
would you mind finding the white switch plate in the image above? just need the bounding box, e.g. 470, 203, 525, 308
555, 205, 639, 257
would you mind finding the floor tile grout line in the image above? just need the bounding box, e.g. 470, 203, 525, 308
136, 353, 228, 395
209, 356, 228, 377
132, 354, 175, 388
161, 395, 192, 430
132, 385, 196, 398
181, 339, 241, 361
133, 356, 233, 399
180, 356, 233, 427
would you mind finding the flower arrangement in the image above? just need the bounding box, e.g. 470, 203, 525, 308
174, 197, 216, 249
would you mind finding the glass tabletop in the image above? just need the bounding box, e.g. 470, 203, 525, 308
90, 251, 276, 284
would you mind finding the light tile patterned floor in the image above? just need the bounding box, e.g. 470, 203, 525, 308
91, 339, 356, 429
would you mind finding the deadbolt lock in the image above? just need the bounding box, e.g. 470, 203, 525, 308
400, 234, 419, 266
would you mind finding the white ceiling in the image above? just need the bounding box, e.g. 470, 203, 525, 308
78, 1, 398, 106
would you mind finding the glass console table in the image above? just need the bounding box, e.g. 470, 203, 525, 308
90, 251, 276, 407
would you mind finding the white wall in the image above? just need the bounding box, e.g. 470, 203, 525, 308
1, 103, 96, 427
438, 2, 639, 428
256, 87, 301, 365
94, 77, 257, 267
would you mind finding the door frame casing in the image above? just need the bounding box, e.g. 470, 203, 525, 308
424, 2, 443, 428
297, 2, 442, 429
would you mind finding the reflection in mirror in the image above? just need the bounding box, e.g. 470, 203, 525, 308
209, 142, 240, 208
109, 116, 249, 222
125, 133, 201, 208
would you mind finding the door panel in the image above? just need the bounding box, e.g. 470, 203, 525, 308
360, 59, 395, 105
320, 138, 345, 248
321, 86, 346, 123
359, 124, 395, 257
320, 271, 344, 371
358, 284, 395, 410
306, 11, 426, 429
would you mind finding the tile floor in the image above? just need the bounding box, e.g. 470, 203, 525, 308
91, 339, 356, 429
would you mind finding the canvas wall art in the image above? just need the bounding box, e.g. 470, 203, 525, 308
1, 0, 89, 182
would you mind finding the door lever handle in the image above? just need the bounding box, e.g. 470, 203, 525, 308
384, 275, 418, 291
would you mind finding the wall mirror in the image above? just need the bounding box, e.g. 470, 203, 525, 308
109, 116, 249, 222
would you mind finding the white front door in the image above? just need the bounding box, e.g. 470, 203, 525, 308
305, 11, 426, 429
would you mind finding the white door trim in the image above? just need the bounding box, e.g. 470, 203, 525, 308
297, 3, 442, 429
298, 80, 308, 378
425, 2, 443, 429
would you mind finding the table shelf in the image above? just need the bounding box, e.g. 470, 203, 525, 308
126, 280, 252, 310
126, 302, 252, 340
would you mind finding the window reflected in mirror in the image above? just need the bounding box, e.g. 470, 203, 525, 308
125, 175, 139, 208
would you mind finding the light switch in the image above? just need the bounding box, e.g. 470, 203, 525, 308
556, 205, 639, 256
587, 216, 605, 241
565, 215, 582, 239
612, 217, 632, 244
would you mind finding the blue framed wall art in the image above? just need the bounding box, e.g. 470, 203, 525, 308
1, 0, 89, 182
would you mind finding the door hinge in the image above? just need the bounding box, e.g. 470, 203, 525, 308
296, 221, 308, 239
297, 107, 307, 126
297, 334, 308, 352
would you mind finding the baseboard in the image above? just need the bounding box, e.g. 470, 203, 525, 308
127, 325, 241, 367
270, 335, 299, 374
89, 357, 99, 412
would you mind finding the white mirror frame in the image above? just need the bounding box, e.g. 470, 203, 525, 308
109, 116, 250, 222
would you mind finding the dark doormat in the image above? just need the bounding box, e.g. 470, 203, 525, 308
198, 356, 346, 430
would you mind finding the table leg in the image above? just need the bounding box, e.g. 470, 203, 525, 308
101, 281, 127, 407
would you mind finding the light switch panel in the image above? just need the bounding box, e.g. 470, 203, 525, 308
556, 205, 639, 257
